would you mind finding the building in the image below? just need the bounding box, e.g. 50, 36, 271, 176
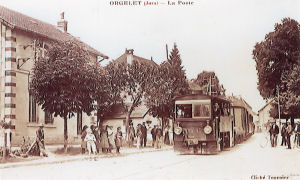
229, 95, 257, 143
101, 49, 160, 140
0, 6, 107, 145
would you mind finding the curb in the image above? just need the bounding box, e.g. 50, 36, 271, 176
0, 147, 172, 169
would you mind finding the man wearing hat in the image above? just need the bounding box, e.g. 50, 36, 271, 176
269, 120, 279, 147
36, 123, 48, 157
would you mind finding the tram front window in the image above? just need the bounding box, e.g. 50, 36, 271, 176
176, 104, 192, 118
194, 104, 210, 117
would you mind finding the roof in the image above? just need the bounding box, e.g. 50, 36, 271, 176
258, 99, 275, 113
0, 5, 106, 57
229, 96, 257, 115
103, 104, 149, 120
175, 94, 230, 103
113, 50, 158, 67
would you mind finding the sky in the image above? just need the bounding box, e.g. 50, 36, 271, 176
0, 0, 299, 112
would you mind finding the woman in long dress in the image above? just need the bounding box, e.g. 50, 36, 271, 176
136, 124, 143, 149
100, 125, 110, 153
164, 126, 170, 145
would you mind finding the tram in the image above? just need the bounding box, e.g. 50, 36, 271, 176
173, 94, 234, 154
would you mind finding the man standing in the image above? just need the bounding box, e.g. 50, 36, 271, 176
269, 121, 279, 147
281, 123, 287, 146
141, 122, 147, 147
151, 125, 157, 147
286, 122, 293, 149
36, 123, 48, 157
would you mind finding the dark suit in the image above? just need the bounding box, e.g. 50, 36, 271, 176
269, 124, 279, 147
141, 125, 147, 147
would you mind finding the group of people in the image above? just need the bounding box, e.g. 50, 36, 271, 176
80, 122, 174, 155
127, 122, 173, 149
81, 125, 123, 155
269, 121, 300, 149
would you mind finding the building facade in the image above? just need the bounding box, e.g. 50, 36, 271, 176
0, 6, 106, 146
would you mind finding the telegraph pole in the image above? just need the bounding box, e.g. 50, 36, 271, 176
276, 85, 281, 127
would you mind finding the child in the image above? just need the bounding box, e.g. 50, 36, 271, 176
115, 127, 122, 153
84, 128, 97, 155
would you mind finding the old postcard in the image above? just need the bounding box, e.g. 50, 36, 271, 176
0, 0, 299, 179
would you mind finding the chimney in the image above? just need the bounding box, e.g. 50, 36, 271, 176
57, 12, 68, 33
125, 49, 134, 65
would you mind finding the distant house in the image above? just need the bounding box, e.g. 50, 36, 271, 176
257, 99, 275, 131
0, 6, 107, 145
101, 49, 160, 136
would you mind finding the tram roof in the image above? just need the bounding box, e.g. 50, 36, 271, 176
175, 94, 230, 103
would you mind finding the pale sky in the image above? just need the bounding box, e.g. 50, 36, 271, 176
1, 0, 299, 112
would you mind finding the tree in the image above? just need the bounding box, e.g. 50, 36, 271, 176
105, 60, 156, 128
253, 18, 300, 118
193, 71, 225, 95
145, 43, 189, 126
31, 39, 103, 152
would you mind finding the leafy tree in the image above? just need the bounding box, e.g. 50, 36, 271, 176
97, 61, 127, 124
105, 60, 156, 128
145, 43, 189, 126
253, 18, 300, 118
193, 71, 225, 95
31, 39, 103, 152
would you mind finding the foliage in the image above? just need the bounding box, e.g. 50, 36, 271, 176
253, 18, 300, 118
105, 59, 156, 126
145, 43, 189, 122
31, 39, 104, 151
194, 71, 225, 95
253, 18, 300, 99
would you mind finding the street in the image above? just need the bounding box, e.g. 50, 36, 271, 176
0, 133, 299, 180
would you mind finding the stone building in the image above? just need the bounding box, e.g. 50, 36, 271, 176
0, 6, 107, 146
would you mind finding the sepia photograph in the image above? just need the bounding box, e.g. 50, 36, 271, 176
0, 0, 299, 179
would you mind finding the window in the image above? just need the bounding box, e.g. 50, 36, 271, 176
45, 110, 53, 124
176, 104, 192, 118
29, 94, 37, 122
77, 111, 82, 135
194, 104, 210, 117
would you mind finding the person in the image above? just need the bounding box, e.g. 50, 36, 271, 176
269, 121, 279, 147
151, 125, 157, 147
286, 122, 293, 149
84, 128, 97, 155
169, 124, 174, 145
36, 123, 48, 157
90, 125, 100, 153
155, 126, 163, 149
100, 125, 110, 153
164, 125, 170, 145
128, 123, 135, 148
294, 122, 300, 148
136, 124, 143, 149
81, 125, 88, 154
121, 122, 127, 147
107, 126, 114, 153
280, 123, 287, 146
115, 127, 122, 153
141, 122, 147, 147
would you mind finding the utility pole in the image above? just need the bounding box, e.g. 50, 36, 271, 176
276, 85, 281, 127
166, 44, 169, 60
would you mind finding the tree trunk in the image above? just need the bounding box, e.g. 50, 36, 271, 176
64, 116, 68, 153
